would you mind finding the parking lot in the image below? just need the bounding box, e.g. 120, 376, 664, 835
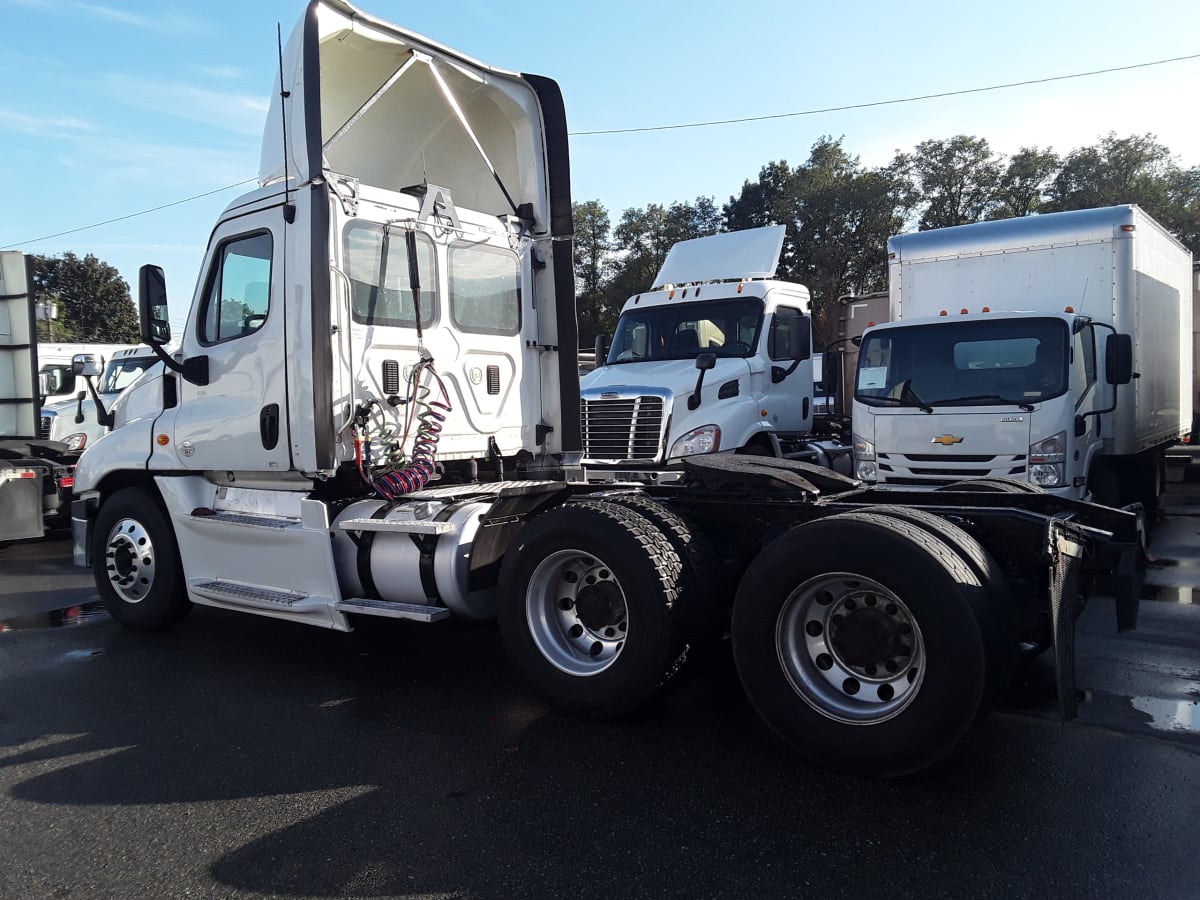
2, 467, 1199, 899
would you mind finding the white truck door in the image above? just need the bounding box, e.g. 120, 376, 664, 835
761, 305, 812, 432
170, 209, 290, 472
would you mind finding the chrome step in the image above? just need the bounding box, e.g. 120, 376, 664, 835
335, 597, 450, 622
191, 579, 327, 610
337, 517, 455, 535
189, 509, 300, 530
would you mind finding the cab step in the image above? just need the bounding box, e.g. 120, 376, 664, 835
335, 596, 450, 622
337, 517, 456, 535
190, 579, 328, 611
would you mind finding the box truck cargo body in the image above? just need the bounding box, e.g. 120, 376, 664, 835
852, 206, 1192, 507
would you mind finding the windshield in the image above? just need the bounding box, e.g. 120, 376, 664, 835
856, 317, 1069, 409
100, 357, 154, 394
606, 297, 763, 365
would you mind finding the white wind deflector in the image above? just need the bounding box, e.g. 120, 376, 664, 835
653, 225, 786, 289
260, 0, 549, 222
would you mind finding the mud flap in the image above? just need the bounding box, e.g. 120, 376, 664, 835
1048, 519, 1086, 721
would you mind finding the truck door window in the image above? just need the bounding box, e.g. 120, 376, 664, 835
344, 223, 436, 329
100, 358, 152, 393
39, 364, 74, 397
199, 231, 273, 344
449, 243, 521, 336
768, 306, 803, 360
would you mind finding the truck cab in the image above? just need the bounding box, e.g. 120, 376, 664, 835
40, 345, 158, 450
852, 310, 1112, 494
580, 226, 823, 481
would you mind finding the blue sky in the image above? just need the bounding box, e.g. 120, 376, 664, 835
2, 0, 1198, 327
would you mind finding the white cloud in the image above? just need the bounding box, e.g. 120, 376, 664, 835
0, 107, 93, 136
100, 73, 270, 137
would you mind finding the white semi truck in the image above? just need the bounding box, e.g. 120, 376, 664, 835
852, 206, 1192, 511
580, 226, 850, 478
71, 0, 1145, 776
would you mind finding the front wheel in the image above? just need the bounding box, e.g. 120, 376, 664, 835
92, 487, 191, 631
731, 512, 988, 777
497, 500, 688, 719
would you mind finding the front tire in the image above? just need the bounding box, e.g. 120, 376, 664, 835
92, 487, 191, 631
731, 512, 988, 777
498, 500, 688, 719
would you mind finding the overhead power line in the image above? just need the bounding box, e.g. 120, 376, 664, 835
4, 51, 1197, 249
0, 178, 258, 250
568, 52, 1200, 135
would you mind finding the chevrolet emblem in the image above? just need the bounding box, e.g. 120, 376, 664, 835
931, 434, 964, 446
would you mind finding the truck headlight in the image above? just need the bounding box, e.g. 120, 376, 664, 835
63, 433, 88, 452
1029, 431, 1065, 487
669, 425, 721, 458
853, 433, 876, 481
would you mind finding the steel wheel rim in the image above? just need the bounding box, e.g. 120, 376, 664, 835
103, 517, 157, 604
526, 549, 628, 676
776, 572, 925, 725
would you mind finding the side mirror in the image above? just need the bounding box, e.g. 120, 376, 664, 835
37, 372, 54, 399
1105, 333, 1133, 385
791, 317, 812, 362
594, 333, 610, 367
71, 353, 102, 378
695, 352, 717, 371
138, 264, 172, 346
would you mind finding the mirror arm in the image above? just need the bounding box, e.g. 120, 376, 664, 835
82, 377, 114, 429
771, 360, 800, 384
688, 369, 709, 411
146, 343, 209, 387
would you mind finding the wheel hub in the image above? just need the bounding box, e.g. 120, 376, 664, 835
831, 607, 904, 670
526, 550, 629, 677
104, 518, 156, 604
575, 580, 624, 631
776, 574, 926, 725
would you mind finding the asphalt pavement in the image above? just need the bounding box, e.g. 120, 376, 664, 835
1, 476, 1198, 899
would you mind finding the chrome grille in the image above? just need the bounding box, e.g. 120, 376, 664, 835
878, 452, 1028, 486
581, 396, 667, 463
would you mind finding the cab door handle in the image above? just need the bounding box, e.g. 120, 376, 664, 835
260, 403, 279, 450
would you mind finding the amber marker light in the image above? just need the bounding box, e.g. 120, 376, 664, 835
156, 434, 170, 446
1064, 305, 1075, 313
982, 306, 990, 313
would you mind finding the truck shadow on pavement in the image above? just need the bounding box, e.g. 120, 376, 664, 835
3, 603, 1200, 898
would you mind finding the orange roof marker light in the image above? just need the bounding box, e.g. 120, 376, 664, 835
939, 310, 948, 316
737, 283, 745, 294
1064, 305, 1075, 313
982, 306, 990, 313
960, 308, 969, 315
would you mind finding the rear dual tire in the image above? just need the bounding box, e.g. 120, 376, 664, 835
731, 512, 992, 777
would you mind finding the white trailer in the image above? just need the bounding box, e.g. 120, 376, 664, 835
70, 0, 1145, 777
852, 206, 1193, 510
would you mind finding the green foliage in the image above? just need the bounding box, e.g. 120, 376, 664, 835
894, 135, 1002, 230
29, 252, 139, 343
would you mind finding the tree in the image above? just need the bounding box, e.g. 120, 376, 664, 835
1161, 165, 1200, 258
894, 135, 1002, 230
724, 138, 912, 345
572, 200, 616, 346
988, 146, 1061, 220
29, 252, 139, 343
1044, 132, 1174, 212
607, 196, 722, 300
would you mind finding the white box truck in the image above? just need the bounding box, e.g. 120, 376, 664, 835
69, 0, 1145, 776
0, 252, 78, 541
852, 206, 1193, 510
579, 226, 851, 478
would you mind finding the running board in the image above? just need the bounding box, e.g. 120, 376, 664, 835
338, 518, 455, 535
190, 579, 329, 611
335, 597, 451, 622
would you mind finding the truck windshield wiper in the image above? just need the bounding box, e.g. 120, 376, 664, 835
935, 394, 1035, 412
863, 380, 933, 413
